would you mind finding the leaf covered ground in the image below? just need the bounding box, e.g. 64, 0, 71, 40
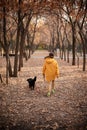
0, 50, 87, 130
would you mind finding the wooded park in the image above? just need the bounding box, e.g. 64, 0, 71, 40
0, 0, 87, 130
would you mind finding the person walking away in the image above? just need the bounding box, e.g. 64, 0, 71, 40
42, 52, 59, 96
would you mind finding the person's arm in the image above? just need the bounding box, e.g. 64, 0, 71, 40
56, 62, 59, 78
42, 61, 46, 78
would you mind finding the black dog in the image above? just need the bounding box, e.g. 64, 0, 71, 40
27, 76, 37, 90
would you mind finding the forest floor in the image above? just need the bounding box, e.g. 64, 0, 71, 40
0, 50, 87, 130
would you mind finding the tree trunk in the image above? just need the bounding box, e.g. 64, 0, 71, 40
19, 30, 25, 71
79, 31, 86, 71
13, 1, 21, 77
82, 41, 86, 71
64, 45, 66, 61
59, 47, 62, 59
67, 48, 69, 63
6, 53, 9, 84
28, 49, 31, 59
19, 13, 32, 71
13, 26, 20, 77
9, 58, 13, 77
31, 15, 38, 53
3, 7, 9, 83
72, 27, 76, 65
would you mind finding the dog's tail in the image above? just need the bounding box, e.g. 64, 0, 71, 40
34, 76, 37, 81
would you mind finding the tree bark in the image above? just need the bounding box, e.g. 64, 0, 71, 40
3, 7, 9, 84
13, 0, 21, 77
72, 25, 76, 65
19, 14, 32, 71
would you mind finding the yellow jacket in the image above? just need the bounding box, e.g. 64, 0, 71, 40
42, 57, 59, 82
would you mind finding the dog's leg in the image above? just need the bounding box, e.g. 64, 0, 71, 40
32, 85, 34, 90
29, 85, 32, 90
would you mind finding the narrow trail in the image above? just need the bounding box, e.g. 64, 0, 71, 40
0, 50, 87, 130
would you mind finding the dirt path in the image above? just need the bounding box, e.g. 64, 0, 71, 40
0, 50, 87, 130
